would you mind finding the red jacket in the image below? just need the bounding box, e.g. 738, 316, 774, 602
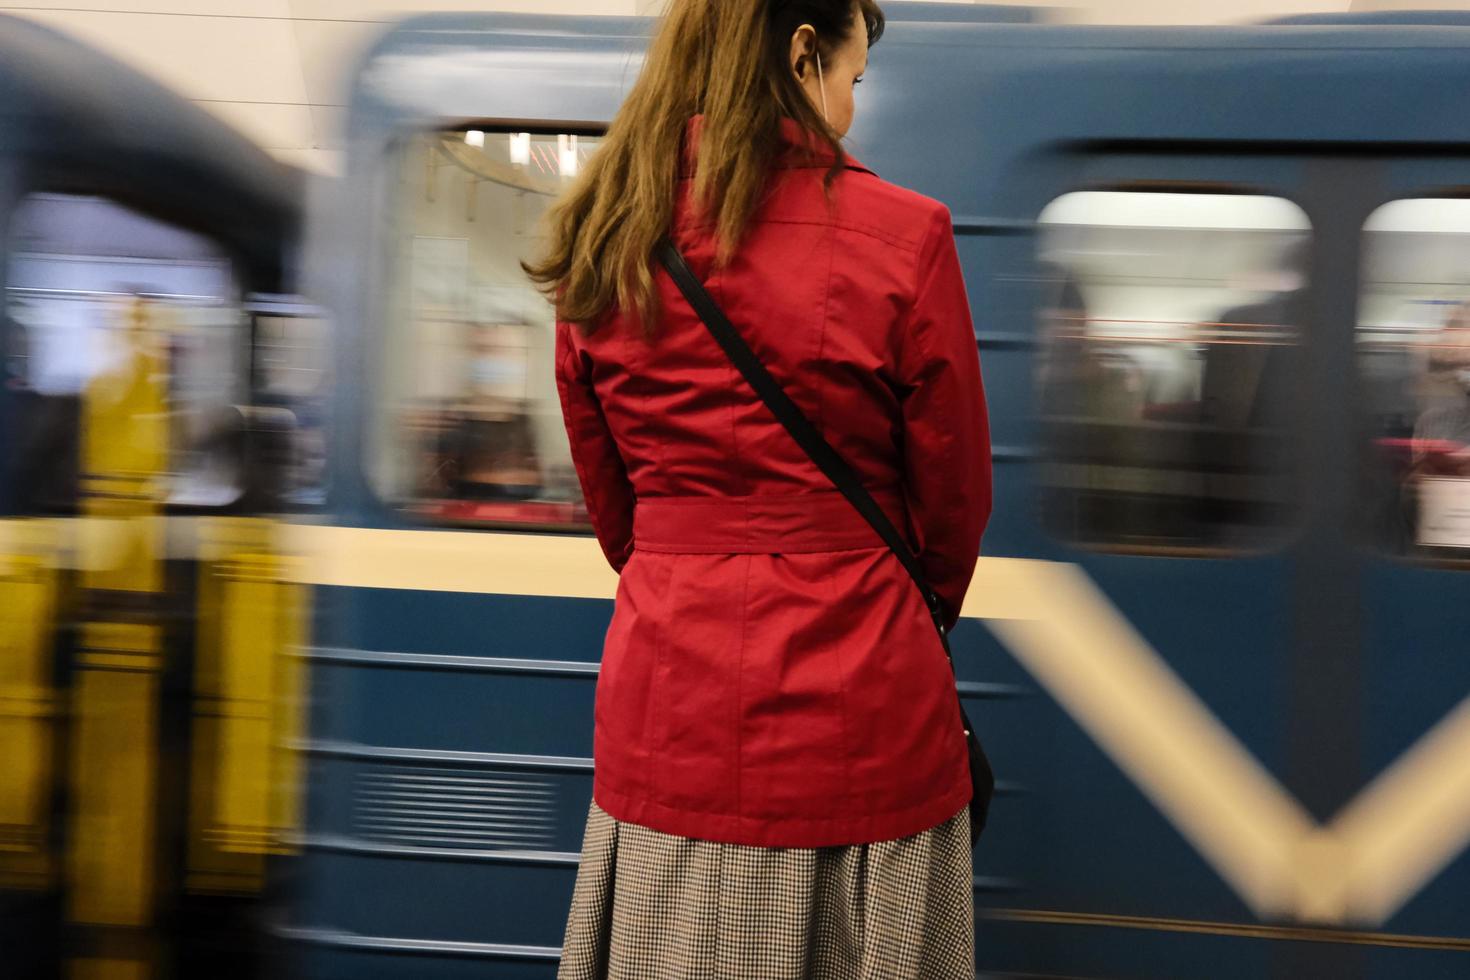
556, 118, 991, 847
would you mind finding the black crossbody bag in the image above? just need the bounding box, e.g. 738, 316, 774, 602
656, 239, 994, 846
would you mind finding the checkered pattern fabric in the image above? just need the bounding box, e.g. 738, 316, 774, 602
557, 802, 974, 980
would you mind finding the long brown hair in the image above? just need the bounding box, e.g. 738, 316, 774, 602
523, 0, 884, 330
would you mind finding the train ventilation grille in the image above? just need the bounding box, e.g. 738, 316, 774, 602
353, 766, 556, 851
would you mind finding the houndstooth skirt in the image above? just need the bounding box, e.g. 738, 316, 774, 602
556, 801, 975, 980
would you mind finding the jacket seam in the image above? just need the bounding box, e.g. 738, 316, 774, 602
645, 553, 675, 806
813, 218, 837, 458
904, 213, 947, 363
758, 215, 926, 255
735, 554, 750, 826
822, 556, 858, 834
896, 212, 954, 570
638, 388, 666, 501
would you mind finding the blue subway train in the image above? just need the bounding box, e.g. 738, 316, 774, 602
285, 6, 1470, 980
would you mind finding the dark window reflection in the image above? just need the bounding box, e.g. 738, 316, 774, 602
1037, 192, 1308, 552
251, 299, 330, 509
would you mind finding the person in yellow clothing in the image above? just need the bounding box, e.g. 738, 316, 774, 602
69, 292, 172, 974
83, 295, 170, 511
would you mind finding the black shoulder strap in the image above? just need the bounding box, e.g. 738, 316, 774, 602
655, 238, 950, 641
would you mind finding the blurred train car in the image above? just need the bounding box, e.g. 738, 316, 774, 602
291, 7, 1470, 979
0, 14, 318, 979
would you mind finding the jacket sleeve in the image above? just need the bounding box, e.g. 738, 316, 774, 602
896, 207, 993, 630
555, 321, 635, 573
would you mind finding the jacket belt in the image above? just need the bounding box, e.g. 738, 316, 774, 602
633, 490, 907, 555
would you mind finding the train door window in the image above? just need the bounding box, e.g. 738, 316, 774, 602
1359, 198, 1470, 560
1036, 191, 1309, 552
373, 128, 601, 527
249, 295, 330, 508
6, 193, 247, 513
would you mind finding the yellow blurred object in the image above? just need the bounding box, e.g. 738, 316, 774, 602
68, 298, 167, 936
79, 299, 167, 594
69, 958, 151, 980
0, 521, 61, 889
188, 518, 308, 892
67, 631, 160, 925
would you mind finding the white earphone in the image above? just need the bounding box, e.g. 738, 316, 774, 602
816, 50, 828, 121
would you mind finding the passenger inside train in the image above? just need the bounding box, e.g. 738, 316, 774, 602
1037, 190, 1304, 550
1410, 304, 1470, 475
378, 129, 597, 526
1361, 198, 1470, 552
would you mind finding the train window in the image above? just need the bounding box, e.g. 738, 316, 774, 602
250, 295, 331, 508
1359, 198, 1470, 559
6, 193, 248, 513
372, 128, 599, 527
1036, 191, 1309, 553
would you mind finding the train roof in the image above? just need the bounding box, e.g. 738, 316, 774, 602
1266, 11, 1470, 26
348, 12, 1470, 146
0, 13, 301, 286
342, 12, 1470, 260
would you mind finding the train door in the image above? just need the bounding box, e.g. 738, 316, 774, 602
1337, 156, 1470, 973
0, 191, 313, 979
942, 126, 1468, 980
1019, 149, 1470, 979
1002, 148, 1393, 978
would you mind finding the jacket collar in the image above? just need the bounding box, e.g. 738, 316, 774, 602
679, 114, 873, 178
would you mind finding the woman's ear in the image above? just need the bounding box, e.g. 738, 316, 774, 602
789, 23, 818, 81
